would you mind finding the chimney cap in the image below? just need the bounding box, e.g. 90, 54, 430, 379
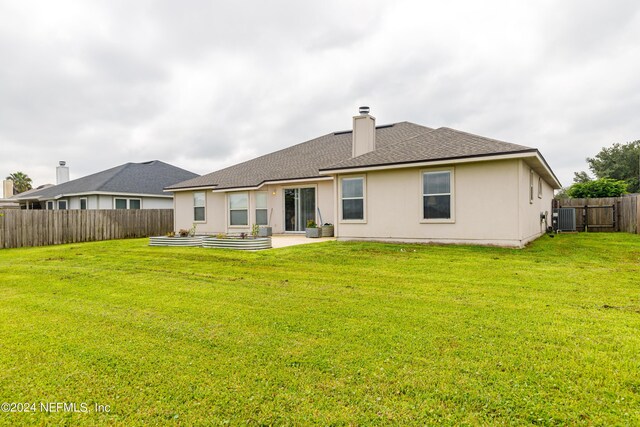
359, 106, 370, 115
59, 161, 66, 166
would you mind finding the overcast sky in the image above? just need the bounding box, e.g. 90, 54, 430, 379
1, 0, 639, 188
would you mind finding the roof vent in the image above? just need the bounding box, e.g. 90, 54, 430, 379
59, 161, 66, 166
359, 106, 370, 115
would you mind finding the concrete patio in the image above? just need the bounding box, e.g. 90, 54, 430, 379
270, 234, 336, 249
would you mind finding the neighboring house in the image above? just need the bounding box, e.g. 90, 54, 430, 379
14, 160, 198, 210
167, 108, 561, 247
0, 199, 20, 209
1, 184, 53, 209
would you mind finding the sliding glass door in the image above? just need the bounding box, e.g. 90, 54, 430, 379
284, 187, 316, 232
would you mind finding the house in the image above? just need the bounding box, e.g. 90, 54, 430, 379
166, 107, 561, 247
0, 180, 20, 209
14, 160, 198, 210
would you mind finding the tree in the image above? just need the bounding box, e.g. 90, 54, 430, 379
586, 140, 640, 193
5, 171, 33, 194
572, 171, 592, 183
566, 178, 627, 198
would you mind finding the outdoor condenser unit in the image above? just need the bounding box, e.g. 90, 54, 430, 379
552, 208, 576, 232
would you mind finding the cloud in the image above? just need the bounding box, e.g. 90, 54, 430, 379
0, 0, 639, 188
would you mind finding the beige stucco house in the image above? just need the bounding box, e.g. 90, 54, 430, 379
167, 108, 561, 248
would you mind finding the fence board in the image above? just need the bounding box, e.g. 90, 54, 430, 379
0, 209, 174, 249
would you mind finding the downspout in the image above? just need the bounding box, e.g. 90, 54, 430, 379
517, 160, 523, 247
333, 174, 339, 238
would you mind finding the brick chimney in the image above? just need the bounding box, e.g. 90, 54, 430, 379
352, 106, 376, 158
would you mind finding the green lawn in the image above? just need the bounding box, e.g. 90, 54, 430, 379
0, 234, 639, 425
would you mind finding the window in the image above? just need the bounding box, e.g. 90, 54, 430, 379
115, 198, 140, 209
46, 201, 54, 210
229, 192, 248, 226
57, 200, 68, 210
423, 171, 452, 220
194, 192, 205, 221
115, 198, 127, 209
255, 191, 268, 225
538, 177, 543, 199
80, 198, 87, 210
529, 169, 534, 204
341, 177, 365, 220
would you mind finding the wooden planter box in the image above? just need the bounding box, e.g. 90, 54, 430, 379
202, 237, 272, 250
149, 236, 204, 247
305, 228, 321, 238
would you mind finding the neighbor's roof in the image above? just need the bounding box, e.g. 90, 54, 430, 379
167, 121, 560, 191
10, 184, 54, 199
15, 161, 198, 201
167, 122, 434, 190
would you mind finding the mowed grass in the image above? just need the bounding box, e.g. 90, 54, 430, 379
0, 234, 639, 426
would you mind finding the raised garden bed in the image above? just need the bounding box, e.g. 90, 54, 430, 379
202, 237, 272, 250
149, 236, 204, 247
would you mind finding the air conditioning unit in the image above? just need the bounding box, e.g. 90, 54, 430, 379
552, 208, 576, 232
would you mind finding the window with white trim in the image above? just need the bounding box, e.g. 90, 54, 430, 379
115, 198, 127, 209
529, 169, 534, 204
57, 200, 68, 210
115, 198, 141, 209
341, 177, 365, 220
538, 177, 543, 199
423, 171, 452, 220
229, 192, 249, 226
46, 201, 54, 210
255, 191, 268, 225
80, 198, 87, 210
194, 192, 205, 221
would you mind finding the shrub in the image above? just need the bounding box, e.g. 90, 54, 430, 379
566, 178, 627, 198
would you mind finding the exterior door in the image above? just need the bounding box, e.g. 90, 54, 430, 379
284, 187, 316, 232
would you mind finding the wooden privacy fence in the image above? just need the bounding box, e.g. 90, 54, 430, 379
553, 195, 639, 234
0, 209, 174, 249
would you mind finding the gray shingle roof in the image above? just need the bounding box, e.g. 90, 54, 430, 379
16, 161, 198, 200
167, 122, 434, 190
321, 127, 535, 171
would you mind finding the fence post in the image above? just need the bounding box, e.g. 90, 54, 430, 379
637, 195, 640, 234
583, 205, 588, 232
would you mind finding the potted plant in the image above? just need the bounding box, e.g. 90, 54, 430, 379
321, 223, 334, 237
305, 220, 321, 238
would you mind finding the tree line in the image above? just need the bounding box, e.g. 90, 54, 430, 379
561, 139, 640, 198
